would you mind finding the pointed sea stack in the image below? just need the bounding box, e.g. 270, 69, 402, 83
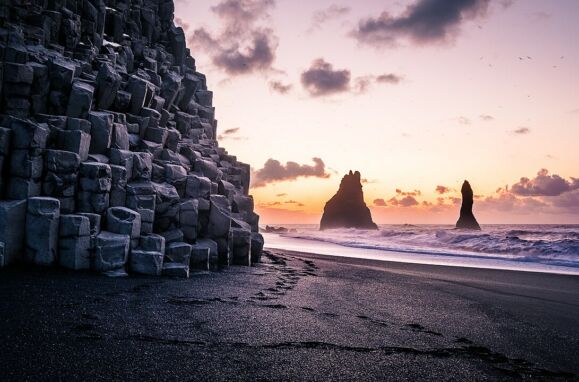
320, 171, 378, 230
455, 180, 481, 230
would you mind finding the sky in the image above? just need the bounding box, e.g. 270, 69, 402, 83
174, 0, 579, 224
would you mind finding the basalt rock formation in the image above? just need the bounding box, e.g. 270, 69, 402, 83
320, 170, 378, 230
0, 0, 263, 276
455, 180, 481, 230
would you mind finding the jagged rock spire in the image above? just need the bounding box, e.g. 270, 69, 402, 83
455, 180, 481, 230
320, 170, 377, 230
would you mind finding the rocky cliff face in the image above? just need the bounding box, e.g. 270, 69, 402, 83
455, 180, 481, 230
0, 0, 263, 276
320, 170, 377, 230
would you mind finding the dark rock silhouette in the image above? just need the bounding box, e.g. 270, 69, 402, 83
264, 225, 289, 233
320, 171, 378, 230
456, 180, 481, 230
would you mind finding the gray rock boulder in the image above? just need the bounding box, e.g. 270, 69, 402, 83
130, 250, 164, 276
66, 81, 94, 118
192, 239, 219, 270
162, 262, 189, 278
0, 199, 27, 266
93, 231, 130, 273
209, 195, 231, 238
95, 63, 121, 110
165, 242, 191, 266
106, 207, 141, 239
25, 197, 60, 266
229, 228, 251, 266
190, 247, 209, 271
59, 214, 91, 270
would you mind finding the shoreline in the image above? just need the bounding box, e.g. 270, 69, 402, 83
267, 246, 579, 280
1, 249, 578, 380
263, 232, 579, 276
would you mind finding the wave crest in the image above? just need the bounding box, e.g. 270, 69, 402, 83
279, 225, 579, 268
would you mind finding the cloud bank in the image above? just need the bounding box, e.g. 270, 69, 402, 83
479, 169, 579, 214
351, 0, 490, 47
511, 169, 579, 197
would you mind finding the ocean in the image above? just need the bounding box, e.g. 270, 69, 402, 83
262, 224, 579, 275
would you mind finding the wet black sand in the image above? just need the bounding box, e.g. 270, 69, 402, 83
1, 250, 578, 381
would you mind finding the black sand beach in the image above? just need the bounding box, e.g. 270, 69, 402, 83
1, 250, 578, 381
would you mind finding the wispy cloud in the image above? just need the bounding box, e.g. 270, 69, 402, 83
376, 73, 403, 84
269, 80, 293, 94
309, 5, 351, 32
513, 127, 530, 135
189, 0, 278, 75
284, 200, 305, 207
217, 126, 247, 140
457, 116, 471, 125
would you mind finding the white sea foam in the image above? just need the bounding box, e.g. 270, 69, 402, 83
263, 224, 579, 274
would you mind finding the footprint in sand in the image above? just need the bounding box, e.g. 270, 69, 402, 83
357, 315, 390, 327
261, 304, 288, 309
404, 323, 442, 336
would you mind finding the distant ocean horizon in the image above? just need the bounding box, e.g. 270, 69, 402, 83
262, 224, 579, 274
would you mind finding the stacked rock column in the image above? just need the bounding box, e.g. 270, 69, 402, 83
0, 0, 264, 276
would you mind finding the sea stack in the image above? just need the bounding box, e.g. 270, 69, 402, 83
455, 180, 481, 230
320, 171, 378, 230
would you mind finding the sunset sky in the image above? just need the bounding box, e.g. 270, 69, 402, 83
175, 0, 579, 224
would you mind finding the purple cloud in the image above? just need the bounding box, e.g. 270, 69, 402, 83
511, 169, 579, 197
190, 0, 278, 75
252, 157, 330, 187
301, 59, 351, 96
376, 73, 403, 84
389, 195, 420, 207
302, 59, 402, 96
351, 0, 490, 47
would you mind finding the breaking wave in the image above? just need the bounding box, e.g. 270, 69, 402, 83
277, 224, 579, 269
